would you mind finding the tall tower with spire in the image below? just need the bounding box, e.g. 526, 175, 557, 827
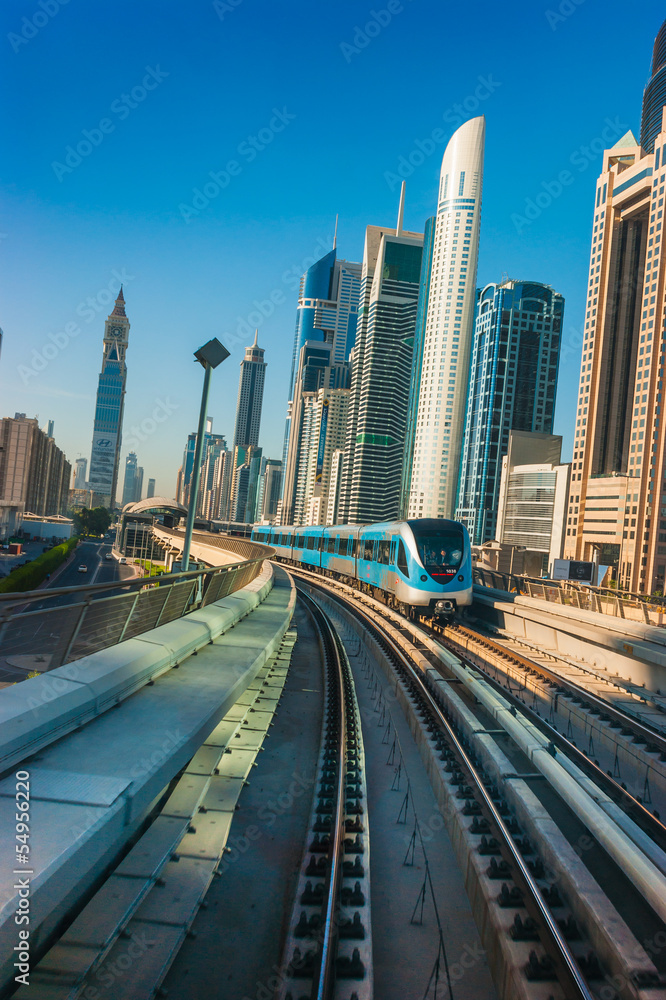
233, 331, 267, 450
88, 287, 130, 508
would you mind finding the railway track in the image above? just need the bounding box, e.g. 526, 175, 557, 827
290, 567, 666, 1000
431, 621, 666, 852
278, 587, 371, 1000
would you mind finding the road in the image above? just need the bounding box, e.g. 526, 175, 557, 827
0, 539, 138, 684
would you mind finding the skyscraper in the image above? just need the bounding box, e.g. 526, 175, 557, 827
281, 247, 361, 524
121, 452, 140, 507
565, 21, 666, 591
641, 19, 666, 154
404, 117, 485, 520
88, 288, 130, 508
233, 331, 266, 450
261, 459, 282, 520
73, 457, 87, 490
147, 478, 156, 499
456, 280, 564, 544
342, 186, 424, 524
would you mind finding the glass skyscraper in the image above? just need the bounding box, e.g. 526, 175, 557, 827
455, 280, 564, 545
641, 18, 666, 154
405, 117, 485, 520
88, 288, 130, 508
281, 247, 361, 524
342, 201, 424, 524
233, 331, 267, 450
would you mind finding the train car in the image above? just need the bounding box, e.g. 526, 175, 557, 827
252, 518, 472, 619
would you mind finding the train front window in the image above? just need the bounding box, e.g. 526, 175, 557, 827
413, 527, 464, 578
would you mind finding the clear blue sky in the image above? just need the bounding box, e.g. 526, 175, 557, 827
1, 0, 664, 496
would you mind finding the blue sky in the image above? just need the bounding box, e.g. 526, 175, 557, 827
1, 0, 664, 496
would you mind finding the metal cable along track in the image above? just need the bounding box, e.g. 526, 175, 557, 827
279, 586, 371, 1000
297, 575, 596, 1000
434, 621, 666, 852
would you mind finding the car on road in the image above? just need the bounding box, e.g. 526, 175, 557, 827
105, 553, 113, 560
78, 564, 88, 573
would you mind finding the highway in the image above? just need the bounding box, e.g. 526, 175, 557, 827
32, 538, 135, 609
0, 539, 137, 683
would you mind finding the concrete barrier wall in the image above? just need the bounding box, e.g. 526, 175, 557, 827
474, 585, 666, 690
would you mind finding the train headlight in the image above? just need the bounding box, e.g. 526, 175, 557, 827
458, 574, 464, 581
420, 575, 427, 582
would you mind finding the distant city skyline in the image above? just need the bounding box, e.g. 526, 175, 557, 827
2, 2, 665, 499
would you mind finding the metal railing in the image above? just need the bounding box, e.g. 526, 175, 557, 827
0, 541, 273, 674
473, 568, 666, 625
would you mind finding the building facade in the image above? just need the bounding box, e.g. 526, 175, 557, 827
121, 452, 140, 508
564, 50, 666, 591
147, 478, 155, 499
0, 414, 71, 518
233, 331, 266, 450
496, 430, 570, 575
456, 280, 564, 544
281, 248, 361, 525
404, 117, 485, 520
342, 190, 424, 524
88, 288, 130, 508
74, 457, 87, 490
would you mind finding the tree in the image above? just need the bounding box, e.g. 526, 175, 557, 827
71, 506, 112, 536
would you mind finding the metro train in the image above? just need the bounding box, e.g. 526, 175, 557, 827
251, 518, 473, 620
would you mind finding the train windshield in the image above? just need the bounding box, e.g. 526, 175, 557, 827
412, 525, 464, 579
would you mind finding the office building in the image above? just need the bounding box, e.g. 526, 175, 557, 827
121, 452, 140, 507
496, 431, 570, 576
404, 117, 485, 520
73, 457, 87, 490
565, 27, 666, 591
456, 280, 564, 544
233, 331, 266, 450
261, 459, 282, 520
281, 246, 361, 524
147, 478, 155, 499
0, 413, 71, 518
88, 287, 130, 508
641, 19, 666, 154
342, 186, 424, 523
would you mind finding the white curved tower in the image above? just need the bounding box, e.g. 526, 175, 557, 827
406, 116, 485, 519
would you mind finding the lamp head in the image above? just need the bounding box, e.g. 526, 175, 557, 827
194, 338, 230, 369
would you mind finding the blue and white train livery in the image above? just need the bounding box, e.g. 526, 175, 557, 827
251, 518, 473, 620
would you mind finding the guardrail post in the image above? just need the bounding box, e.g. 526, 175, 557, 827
117, 592, 142, 644
60, 599, 93, 667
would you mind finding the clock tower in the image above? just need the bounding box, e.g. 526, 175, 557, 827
88, 287, 130, 508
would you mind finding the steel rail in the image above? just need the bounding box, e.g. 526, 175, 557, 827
446, 623, 666, 754
430, 622, 666, 853
297, 587, 347, 1000
297, 574, 595, 1000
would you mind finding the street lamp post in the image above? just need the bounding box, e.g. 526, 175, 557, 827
181, 338, 230, 573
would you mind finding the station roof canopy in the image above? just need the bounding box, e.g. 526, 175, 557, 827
121, 497, 187, 516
